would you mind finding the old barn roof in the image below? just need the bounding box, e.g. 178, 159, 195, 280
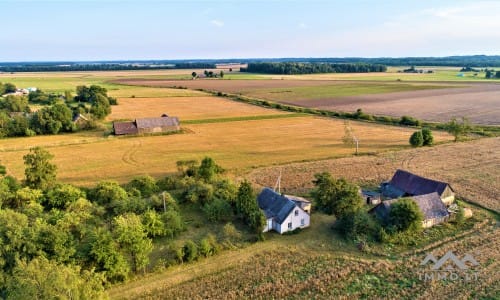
135, 116, 179, 129
370, 192, 449, 221
387, 169, 453, 197
113, 121, 138, 135
257, 188, 296, 224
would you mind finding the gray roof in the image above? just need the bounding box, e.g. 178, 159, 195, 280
257, 188, 297, 224
370, 192, 449, 221
135, 116, 179, 129
412, 192, 449, 219
113, 121, 138, 135
382, 169, 453, 198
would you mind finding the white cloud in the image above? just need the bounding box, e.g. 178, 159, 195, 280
210, 19, 224, 27
298, 22, 307, 29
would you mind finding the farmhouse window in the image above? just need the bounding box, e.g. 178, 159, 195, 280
294, 210, 299, 216
301, 218, 305, 226
288, 222, 292, 229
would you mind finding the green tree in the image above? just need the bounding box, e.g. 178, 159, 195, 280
113, 213, 153, 273
1, 95, 29, 112
421, 128, 434, 146
45, 183, 85, 210
409, 131, 424, 147
388, 198, 423, 232
203, 198, 233, 222
236, 180, 255, 217
219, 70, 224, 78
191, 71, 197, 79
90, 94, 111, 119
198, 157, 223, 182
89, 228, 130, 283
6, 257, 105, 299
336, 210, 379, 239
3, 83, 16, 93
23, 147, 57, 190
90, 181, 128, 207
31, 103, 74, 134
182, 240, 198, 262
142, 209, 165, 237
445, 117, 472, 142
127, 175, 158, 198
311, 172, 363, 218
161, 210, 184, 238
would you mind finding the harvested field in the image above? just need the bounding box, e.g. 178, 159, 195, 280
113, 78, 448, 94
0, 116, 452, 186
248, 137, 500, 212
107, 96, 286, 121
115, 78, 500, 124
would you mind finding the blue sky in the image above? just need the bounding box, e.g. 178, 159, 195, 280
1, 0, 499, 61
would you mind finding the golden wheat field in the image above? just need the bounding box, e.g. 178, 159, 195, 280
0, 116, 453, 186
107, 96, 287, 121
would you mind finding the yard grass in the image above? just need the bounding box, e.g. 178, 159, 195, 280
0, 116, 453, 186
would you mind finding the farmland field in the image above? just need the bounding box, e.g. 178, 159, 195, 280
115, 78, 500, 125
1, 116, 451, 186
107, 96, 287, 121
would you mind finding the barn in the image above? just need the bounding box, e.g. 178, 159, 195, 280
381, 169, 455, 206
113, 115, 180, 135
370, 192, 450, 228
257, 187, 310, 234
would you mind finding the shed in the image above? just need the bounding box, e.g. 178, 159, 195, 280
360, 189, 381, 205
113, 121, 138, 135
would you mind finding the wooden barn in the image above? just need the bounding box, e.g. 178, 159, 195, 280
113, 115, 180, 135
370, 192, 450, 228
381, 169, 455, 206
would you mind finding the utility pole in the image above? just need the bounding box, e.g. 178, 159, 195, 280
162, 191, 167, 213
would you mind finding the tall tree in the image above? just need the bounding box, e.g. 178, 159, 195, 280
388, 198, 423, 232
445, 117, 472, 142
311, 172, 363, 218
113, 213, 153, 273
23, 147, 57, 190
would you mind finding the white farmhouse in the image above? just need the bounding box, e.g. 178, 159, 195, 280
257, 187, 310, 234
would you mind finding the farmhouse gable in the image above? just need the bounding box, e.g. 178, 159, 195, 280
257, 187, 310, 234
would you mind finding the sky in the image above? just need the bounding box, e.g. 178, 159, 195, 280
1, 0, 499, 61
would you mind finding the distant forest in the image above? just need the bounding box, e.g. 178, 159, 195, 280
2, 55, 500, 72
241, 62, 387, 74
0, 62, 216, 72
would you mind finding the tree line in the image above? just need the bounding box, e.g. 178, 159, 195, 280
0, 150, 265, 298
241, 62, 387, 74
0, 63, 216, 73
0, 84, 115, 138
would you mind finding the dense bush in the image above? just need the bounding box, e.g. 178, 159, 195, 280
409, 131, 424, 147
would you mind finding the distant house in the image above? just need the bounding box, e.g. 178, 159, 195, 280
381, 169, 455, 206
113, 115, 180, 135
369, 192, 450, 228
257, 187, 310, 234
